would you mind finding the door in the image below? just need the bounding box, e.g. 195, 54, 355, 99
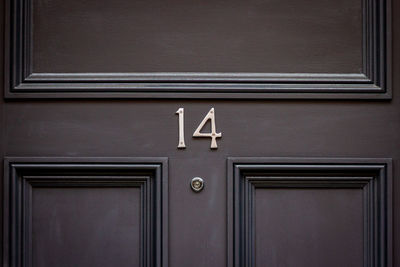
1, 0, 398, 266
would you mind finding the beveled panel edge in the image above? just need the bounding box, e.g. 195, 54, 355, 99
226, 157, 392, 267
3, 0, 392, 99
3, 157, 169, 267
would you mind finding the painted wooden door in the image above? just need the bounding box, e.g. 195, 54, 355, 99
1, 0, 398, 266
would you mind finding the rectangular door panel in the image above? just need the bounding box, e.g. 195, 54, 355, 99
255, 188, 363, 267
5, 0, 390, 98
3, 158, 168, 267
227, 158, 392, 267
32, 187, 141, 267
31, 0, 362, 74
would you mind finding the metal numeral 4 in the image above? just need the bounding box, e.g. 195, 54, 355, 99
192, 108, 222, 149
176, 108, 222, 149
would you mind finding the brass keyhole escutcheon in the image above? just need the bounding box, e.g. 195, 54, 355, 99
191, 177, 204, 192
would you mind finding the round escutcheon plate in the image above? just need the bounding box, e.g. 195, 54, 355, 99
190, 177, 204, 192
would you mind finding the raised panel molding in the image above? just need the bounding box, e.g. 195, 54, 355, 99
4, 0, 391, 99
227, 158, 392, 267
3, 157, 169, 267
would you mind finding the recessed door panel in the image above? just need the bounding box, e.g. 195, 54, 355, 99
3, 158, 168, 267
227, 158, 391, 267
254, 188, 363, 267
32, 0, 362, 74
32, 187, 141, 267
5, 0, 390, 97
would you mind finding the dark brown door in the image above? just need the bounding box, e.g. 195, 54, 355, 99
1, 0, 398, 266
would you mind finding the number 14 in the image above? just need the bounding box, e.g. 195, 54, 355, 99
176, 108, 222, 149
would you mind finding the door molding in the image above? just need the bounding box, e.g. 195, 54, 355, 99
227, 157, 392, 267
3, 157, 169, 267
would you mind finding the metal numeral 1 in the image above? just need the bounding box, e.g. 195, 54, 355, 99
176, 108, 186, 148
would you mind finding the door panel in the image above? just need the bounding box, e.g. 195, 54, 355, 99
3, 158, 168, 267
33, 187, 141, 267
5, 0, 389, 98
228, 158, 391, 267
254, 188, 363, 267
31, 0, 362, 74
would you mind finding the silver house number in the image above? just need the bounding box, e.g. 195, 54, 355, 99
176, 108, 186, 148
176, 107, 222, 149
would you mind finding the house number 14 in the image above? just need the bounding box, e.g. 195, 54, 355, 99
176, 108, 222, 149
